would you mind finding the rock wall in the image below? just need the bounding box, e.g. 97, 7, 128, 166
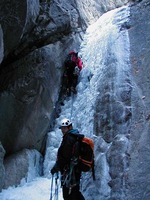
0, 0, 39, 58
128, 0, 150, 199
0, 45, 62, 155
4, 149, 43, 189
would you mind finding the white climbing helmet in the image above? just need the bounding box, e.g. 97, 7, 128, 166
59, 118, 72, 128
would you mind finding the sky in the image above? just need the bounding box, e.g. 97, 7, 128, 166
0, 5, 130, 200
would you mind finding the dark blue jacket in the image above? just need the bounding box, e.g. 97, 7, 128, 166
56, 129, 84, 173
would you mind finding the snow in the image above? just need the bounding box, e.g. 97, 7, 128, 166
0, 177, 63, 200
0, 5, 130, 200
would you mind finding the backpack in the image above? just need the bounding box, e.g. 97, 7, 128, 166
72, 136, 95, 180
79, 137, 94, 172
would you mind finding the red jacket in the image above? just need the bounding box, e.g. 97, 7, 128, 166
68, 51, 83, 71
76, 57, 83, 71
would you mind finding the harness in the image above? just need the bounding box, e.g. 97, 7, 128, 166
61, 158, 79, 194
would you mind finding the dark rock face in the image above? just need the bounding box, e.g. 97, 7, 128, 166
0, 0, 27, 56
0, 46, 61, 155
0, 0, 77, 156
0, 0, 40, 58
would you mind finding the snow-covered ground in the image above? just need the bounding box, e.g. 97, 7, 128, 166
0, 5, 130, 200
0, 177, 62, 200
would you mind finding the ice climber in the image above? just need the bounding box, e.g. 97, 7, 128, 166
63, 51, 83, 95
51, 118, 85, 200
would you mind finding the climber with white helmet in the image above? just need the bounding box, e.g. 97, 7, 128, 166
51, 118, 85, 200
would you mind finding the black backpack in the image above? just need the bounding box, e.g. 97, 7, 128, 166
64, 53, 78, 72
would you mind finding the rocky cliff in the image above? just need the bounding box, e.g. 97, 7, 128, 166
128, 1, 150, 199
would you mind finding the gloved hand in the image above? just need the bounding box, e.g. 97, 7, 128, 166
51, 167, 56, 175
51, 163, 59, 175
73, 66, 80, 75
71, 157, 78, 166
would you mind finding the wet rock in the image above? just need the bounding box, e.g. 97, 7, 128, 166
4, 149, 43, 189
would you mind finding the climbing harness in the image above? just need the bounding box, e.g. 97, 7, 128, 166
61, 159, 78, 194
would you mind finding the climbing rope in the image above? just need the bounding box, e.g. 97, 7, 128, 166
54, 173, 59, 200
50, 175, 54, 200
50, 173, 59, 200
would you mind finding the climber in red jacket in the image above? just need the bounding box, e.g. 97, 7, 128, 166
63, 51, 83, 95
